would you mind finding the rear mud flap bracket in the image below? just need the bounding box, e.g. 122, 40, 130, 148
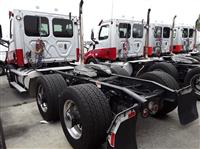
107, 105, 138, 149
177, 87, 198, 125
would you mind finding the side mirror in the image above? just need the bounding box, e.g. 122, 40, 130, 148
0, 25, 2, 39
90, 30, 99, 45
196, 15, 200, 31
94, 41, 99, 44
91, 29, 94, 40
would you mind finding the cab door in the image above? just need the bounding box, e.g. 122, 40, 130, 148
94, 24, 116, 60
22, 11, 77, 64
95, 24, 110, 49
131, 23, 145, 57
117, 22, 131, 59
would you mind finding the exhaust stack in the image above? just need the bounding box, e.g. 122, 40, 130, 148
79, 0, 84, 64
144, 8, 151, 58
170, 15, 177, 54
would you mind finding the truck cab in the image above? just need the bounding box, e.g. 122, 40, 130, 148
149, 23, 171, 56
84, 19, 146, 63
2, 9, 80, 93
173, 26, 195, 53
7, 9, 79, 68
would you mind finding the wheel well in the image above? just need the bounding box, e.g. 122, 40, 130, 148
85, 57, 95, 64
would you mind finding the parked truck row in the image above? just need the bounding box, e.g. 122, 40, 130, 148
0, 1, 200, 149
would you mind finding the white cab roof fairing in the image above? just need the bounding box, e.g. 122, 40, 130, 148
13, 9, 78, 20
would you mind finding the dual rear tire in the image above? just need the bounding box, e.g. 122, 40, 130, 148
59, 84, 112, 149
36, 74, 112, 149
139, 71, 179, 116
36, 74, 67, 121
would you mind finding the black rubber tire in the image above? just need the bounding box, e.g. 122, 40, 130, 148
0, 65, 5, 76
184, 67, 200, 85
87, 58, 98, 64
148, 62, 179, 79
184, 67, 200, 101
6, 64, 15, 88
110, 65, 130, 76
36, 74, 67, 121
59, 84, 112, 149
139, 71, 179, 116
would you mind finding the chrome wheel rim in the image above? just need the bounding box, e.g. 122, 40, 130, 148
37, 85, 48, 112
63, 100, 82, 140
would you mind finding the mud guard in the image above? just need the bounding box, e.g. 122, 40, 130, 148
107, 105, 138, 149
177, 87, 198, 125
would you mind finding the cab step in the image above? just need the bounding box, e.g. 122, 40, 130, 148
10, 82, 26, 92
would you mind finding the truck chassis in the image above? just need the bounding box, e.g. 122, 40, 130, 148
34, 64, 198, 149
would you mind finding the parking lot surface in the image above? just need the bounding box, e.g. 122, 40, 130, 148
0, 75, 200, 149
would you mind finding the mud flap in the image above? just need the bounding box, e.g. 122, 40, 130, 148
177, 87, 198, 125
107, 105, 138, 149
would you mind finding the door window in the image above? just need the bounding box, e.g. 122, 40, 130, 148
182, 28, 188, 38
118, 23, 131, 38
132, 24, 143, 38
163, 27, 170, 38
98, 25, 109, 40
53, 18, 73, 37
24, 15, 49, 37
189, 29, 194, 38
154, 26, 162, 38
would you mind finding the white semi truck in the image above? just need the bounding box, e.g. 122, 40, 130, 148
3, 9, 80, 94
173, 25, 195, 53
84, 19, 146, 64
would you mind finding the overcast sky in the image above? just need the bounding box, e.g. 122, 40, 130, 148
0, 0, 199, 41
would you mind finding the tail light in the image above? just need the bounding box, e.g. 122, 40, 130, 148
15, 49, 24, 66
76, 48, 80, 62
173, 45, 182, 53
144, 46, 153, 57
147, 47, 153, 56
